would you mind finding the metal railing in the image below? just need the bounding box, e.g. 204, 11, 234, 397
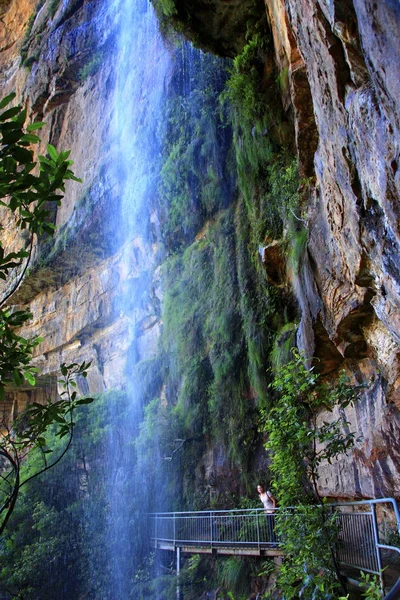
150, 508, 278, 552
332, 498, 400, 593
149, 498, 400, 593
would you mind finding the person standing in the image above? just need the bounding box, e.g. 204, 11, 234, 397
257, 484, 277, 544
257, 484, 276, 513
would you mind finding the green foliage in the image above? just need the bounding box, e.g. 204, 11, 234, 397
0, 93, 80, 394
0, 92, 93, 540
0, 395, 100, 599
0, 93, 79, 397
274, 505, 343, 599
222, 33, 269, 124
276, 67, 289, 94
216, 556, 256, 597
157, 40, 301, 516
266, 154, 300, 227
286, 225, 308, 276
264, 349, 362, 505
0, 310, 41, 399
270, 321, 298, 375
220, 35, 302, 424
220, 31, 277, 218
78, 52, 104, 81
0, 94, 79, 232
162, 211, 256, 477
235, 196, 290, 405
48, 0, 61, 18
155, 0, 177, 17
0, 390, 140, 599
0, 361, 93, 537
338, 571, 384, 600
359, 571, 383, 599
261, 349, 365, 598
170, 554, 265, 600
221, 30, 300, 257
0, 94, 79, 397
159, 48, 232, 249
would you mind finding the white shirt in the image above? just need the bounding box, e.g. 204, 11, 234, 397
260, 491, 275, 513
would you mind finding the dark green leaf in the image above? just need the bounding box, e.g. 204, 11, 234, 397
75, 397, 94, 405
0, 92, 16, 110
47, 143, 58, 162
26, 121, 45, 132
0, 106, 22, 121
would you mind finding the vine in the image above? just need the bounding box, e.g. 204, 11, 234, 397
261, 349, 364, 599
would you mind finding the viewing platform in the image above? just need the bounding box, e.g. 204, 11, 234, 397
149, 498, 400, 597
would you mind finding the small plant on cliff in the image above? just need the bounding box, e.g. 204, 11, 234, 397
261, 349, 364, 599
222, 32, 269, 124
48, 0, 61, 18
20, 1, 46, 64
78, 52, 104, 81
0, 92, 93, 536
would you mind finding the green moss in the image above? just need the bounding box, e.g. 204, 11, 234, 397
222, 32, 270, 123
156, 0, 177, 17
48, 0, 61, 17
277, 66, 289, 93
23, 55, 39, 70
20, 1, 45, 64
161, 210, 257, 472
159, 49, 232, 249
286, 226, 308, 276
270, 321, 298, 374
157, 37, 303, 497
78, 52, 104, 81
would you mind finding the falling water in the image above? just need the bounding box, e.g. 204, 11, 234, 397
72, 0, 234, 595
100, 0, 170, 596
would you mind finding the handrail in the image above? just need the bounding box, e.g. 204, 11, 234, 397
149, 498, 400, 596
152, 507, 278, 515
150, 497, 400, 517
332, 498, 400, 533
384, 577, 400, 600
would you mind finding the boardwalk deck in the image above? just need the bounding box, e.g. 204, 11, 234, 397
149, 499, 400, 594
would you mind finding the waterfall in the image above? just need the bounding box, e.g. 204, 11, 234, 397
100, 0, 170, 596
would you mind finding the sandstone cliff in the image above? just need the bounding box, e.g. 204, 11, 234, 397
0, 0, 399, 501
263, 0, 400, 499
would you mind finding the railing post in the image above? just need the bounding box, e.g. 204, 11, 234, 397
256, 510, 260, 552
155, 514, 158, 548
371, 504, 384, 592
173, 512, 176, 547
210, 511, 213, 548
176, 546, 181, 600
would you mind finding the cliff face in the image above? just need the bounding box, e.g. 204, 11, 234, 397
1, 0, 399, 501
263, 0, 400, 498
0, 0, 163, 407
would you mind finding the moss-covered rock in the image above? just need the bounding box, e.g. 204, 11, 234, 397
152, 0, 266, 57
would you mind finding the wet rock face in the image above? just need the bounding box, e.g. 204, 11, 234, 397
316, 359, 400, 499
261, 0, 400, 497
1, 0, 400, 500
169, 0, 266, 57
0, 0, 163, 398
284, 0, 400, 349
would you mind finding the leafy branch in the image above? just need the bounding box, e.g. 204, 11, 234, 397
0, 92, 80, 304
0, 93, 82, 403
261, 348, 365, 599
0, 92, 94, 537
0, 362, 93, 537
